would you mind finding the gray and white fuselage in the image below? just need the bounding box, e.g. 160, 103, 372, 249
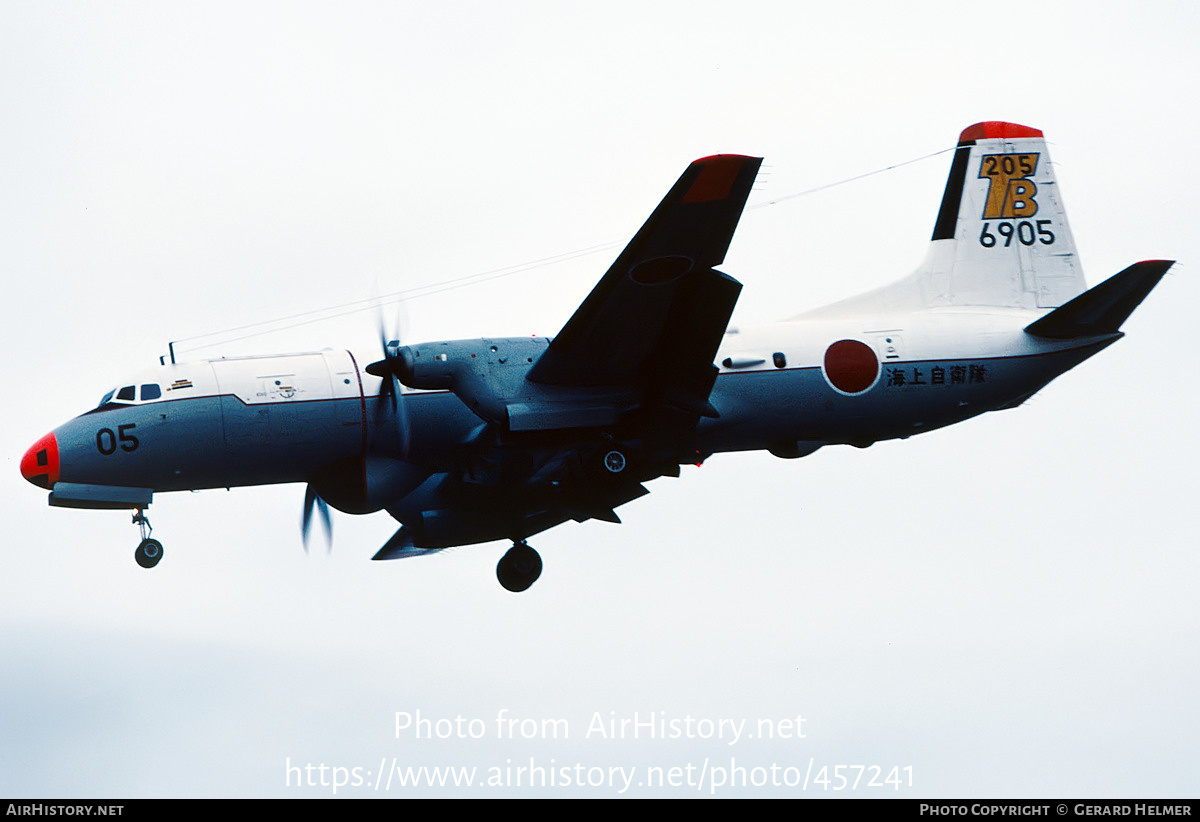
39, 311, 1117, 504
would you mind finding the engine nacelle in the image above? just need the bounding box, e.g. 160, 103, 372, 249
391, 337, 637, 431
402, 337, 571, 425
398, 340, 490, 391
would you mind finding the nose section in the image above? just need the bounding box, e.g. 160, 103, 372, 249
21, 432, 59, 489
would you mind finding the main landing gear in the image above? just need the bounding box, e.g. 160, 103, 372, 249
132, 508, 163, 569
496, 542, 542, 593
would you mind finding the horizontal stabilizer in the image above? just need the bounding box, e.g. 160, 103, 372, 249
1024, 260, 1173, 339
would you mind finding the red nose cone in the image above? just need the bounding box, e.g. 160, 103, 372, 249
21, 432, 59, 489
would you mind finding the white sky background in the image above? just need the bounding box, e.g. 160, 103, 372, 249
2, 0, 1197, 798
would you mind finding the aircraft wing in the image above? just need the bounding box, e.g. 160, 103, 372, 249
526, 154, 762, 402
376, 156, 764, 551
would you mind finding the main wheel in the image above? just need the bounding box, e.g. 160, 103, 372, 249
602, 450, 627, 473
496, 543, 542, 592
135, 538, 163, 569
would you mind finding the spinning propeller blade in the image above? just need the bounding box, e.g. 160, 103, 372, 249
301, 485, 332, 553
365, 306, 412, 459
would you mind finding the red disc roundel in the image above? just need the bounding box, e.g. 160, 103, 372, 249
823, 339, 879, 395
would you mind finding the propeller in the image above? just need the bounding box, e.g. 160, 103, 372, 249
364, 304, 413, 459
301, 485, 332, 552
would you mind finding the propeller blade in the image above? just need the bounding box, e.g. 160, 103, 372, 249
366, 302, 412, 459
301, 485, 332, 553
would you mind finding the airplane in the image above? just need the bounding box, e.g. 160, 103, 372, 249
21, 121, 1172, 592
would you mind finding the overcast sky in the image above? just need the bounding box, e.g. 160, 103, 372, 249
2, 0, 1197, 798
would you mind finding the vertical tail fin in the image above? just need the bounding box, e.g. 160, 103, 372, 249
924, 121, 1084, 309
802, 122, 1086, 318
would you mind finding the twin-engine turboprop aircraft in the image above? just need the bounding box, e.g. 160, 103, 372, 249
21, 122, 1172, 591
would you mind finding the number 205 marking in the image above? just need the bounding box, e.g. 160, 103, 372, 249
979, 219, 1055, 247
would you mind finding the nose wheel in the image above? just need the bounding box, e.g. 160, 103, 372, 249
132, 509, 163, 569
496, 542, 542, 592
135, 538, 163, 569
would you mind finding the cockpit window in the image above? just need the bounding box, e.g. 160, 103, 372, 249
96, 382, 165, 409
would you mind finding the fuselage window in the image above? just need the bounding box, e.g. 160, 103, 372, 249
773, 352, 787, 369
98, 389, 116, 407
116, 385, 136, 402
140, 384, 162, 401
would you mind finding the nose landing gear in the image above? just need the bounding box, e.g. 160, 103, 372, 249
496, 542, 542, 592
132, 509, 162, 569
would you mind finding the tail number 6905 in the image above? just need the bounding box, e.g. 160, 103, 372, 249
979, 219, 1055, 248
